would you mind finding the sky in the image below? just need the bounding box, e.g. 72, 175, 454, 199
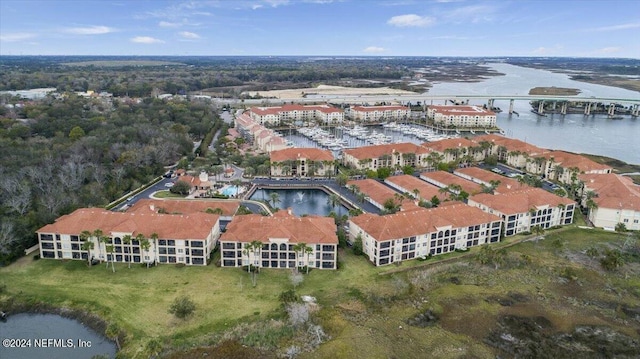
1, 0, 639, 57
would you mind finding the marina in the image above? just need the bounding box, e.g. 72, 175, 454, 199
280, 123, 461, 156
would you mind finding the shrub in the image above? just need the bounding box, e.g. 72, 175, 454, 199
168, 295, 196, 319
33, 254, 40, 260
279, 289, 299, 306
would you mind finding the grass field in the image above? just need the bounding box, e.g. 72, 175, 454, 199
1, 227, 639, 358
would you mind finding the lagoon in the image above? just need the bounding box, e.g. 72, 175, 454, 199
250, 188, 348, 217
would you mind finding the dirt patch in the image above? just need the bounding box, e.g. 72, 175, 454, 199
486, 315, 640, 359
486, 292, 530, 307
405, 308, 439, 328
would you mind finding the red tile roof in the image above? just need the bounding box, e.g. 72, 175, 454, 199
472, 134, 546, 156
454, 167, 528, 194
469, 188, 575, 215
350, 204, 501, 241
347, 179, 401, 207
343, 142, 431, 160
535, 150, 612, 173
420, 171, 483, 195
250, 104, 342, 116
422, 138, 477, 152
128, 199, 240, 217
384, 175, 447, 201
37, 208, 219, 240
429, 105, 495, 116
351, 105, 409, 112
580, 174, 640, 210
270, 147, 334, 162
220, 212, 338, 244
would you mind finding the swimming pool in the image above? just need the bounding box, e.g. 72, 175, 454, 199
221, 185, 239, 196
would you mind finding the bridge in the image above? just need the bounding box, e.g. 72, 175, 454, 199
214, 93, 640, 116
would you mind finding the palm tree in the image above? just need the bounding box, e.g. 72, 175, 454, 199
242, 243, 254, 273
304, 245, 314, 274
149, 232, 159, 267
139, 236, 151, 268
122, 234, 132, 269
412, 188, 420, 200
80, 230, 94, 266
105, 244, 116, 273
293, 242, 305, 272
269, 192, 281, 208
93, 229, 105, 261
327, 193, 340, 211
249, 240, 263, 273
231, 179, 242, 198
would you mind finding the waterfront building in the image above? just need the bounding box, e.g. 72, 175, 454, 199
427, 105, 496, 128
347, 179, 403, 210
270, 147, 335, 178
472, 134, 547, 169
580, 174, 640, 231
384, 174, 447, 203
36, 209, 220, 266
419, 170, 484, 196
348, 204, 502, 266
234, 112, 288, 153
422, 138, 482, 164
219, 210, 338, 270
249, 104, 344, 125
342, 142, 432, 171
529, 150, 613, 183
468, 188, 575, 236
347, 105, 411, 122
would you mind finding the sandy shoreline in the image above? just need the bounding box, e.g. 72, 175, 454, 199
245, 84, 418, 99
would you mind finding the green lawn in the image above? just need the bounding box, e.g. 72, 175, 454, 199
153, 190, 185, 199
2, 227, 639, 358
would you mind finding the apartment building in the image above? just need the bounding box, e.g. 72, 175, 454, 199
580, 174, 640, 231
36, 209, 220, 266
427, 105, 497, 127
349, 204, 502, 266
219, 211, 338, 270
128, 199, 240, 221
347, 105, 411, 122
454, 167, 529, 194
422, 138, 483, 163
419, 170, 483, 196
270, 147, 335, 178
342, 142, 431, 171
529, 150, 613, 183
234, 112, 288, 153
384, 174, 447, 203
468, 188, 575, 236
347, 179, 402, 210
249, 104, 344, 125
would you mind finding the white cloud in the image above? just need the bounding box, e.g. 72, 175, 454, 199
131, 36, 165, 44
387, 14, 434, 27
252, 4, 263, 10
588, 23, 640, 32
179, 31, 201, 39
263, 0, 290, 7
0, 32, 36, 42
532, 45, 563, 55
63, 25, 113, 35
363, 46, 385, 53
597, 47, 621, 54
442, 5, 496, 23
159, 21, 181, 27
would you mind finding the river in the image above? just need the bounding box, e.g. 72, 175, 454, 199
0, 313, 117, 359
426, 63, 640, 165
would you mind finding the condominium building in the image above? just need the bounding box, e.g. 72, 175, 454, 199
580, 174, 640, 231
347, 105, 411, 122
36, 209, 220, 266
422, 138, 483, 163
468, 188, 575, 236
384, 174, 446, 203
454, 167, 529, 194
427, 105, 497, 127
530, 150, 612, 183
219, 211, 338, 269
249, 104, 344, 125
419, 170, 483, 196
270, 147, 335, 178
342, 142, 432, 171
349, 204, 502, 266
128, 199, 241, 221
235, 112, 288, 153
347, 179, 402, 210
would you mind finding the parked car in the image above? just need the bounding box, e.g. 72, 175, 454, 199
165, 182, 175, 188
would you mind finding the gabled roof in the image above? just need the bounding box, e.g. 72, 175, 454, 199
128, 199, 240, 217
250, 104, 342, 116
420, 170, 483, 195
428, 105, 495, 116
535, 150, 612, 173
580, 173, 640, 210
422, 138, 477, 152
37, 208, 219, 240
220, 212, 338, 244
347, 179, 400, 206
384, 175, 447, 201
270, 147, 334, 162
343, 142, 431, 160
350, 204, 501, 241
472, 134, 546, 156
469, 188, 575, 215
454, 167, 528, 194
351, 105, 409, 112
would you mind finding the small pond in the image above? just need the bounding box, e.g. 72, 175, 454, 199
0, 313, 117, 359
250, 188, 348, 217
